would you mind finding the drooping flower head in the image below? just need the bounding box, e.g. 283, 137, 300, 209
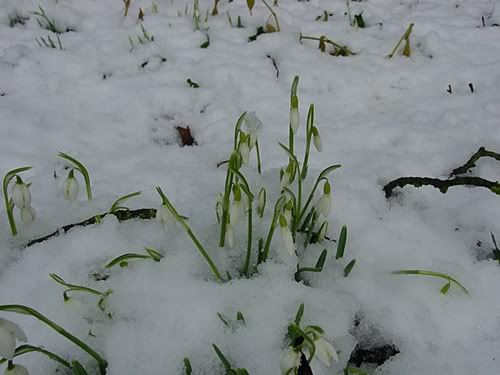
0, 318, 27, 360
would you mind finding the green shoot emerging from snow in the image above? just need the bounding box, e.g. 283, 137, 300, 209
387, 23, 414, 58
105, 247, 162, 268
282, 303, 339, 374
49, 273, 113, 313
392, 269, 469, 294
110, 191, 142, 213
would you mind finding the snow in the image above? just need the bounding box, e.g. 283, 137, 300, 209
1, 0, 500, 373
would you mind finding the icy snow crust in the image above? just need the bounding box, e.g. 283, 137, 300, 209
1, 0, 500, 374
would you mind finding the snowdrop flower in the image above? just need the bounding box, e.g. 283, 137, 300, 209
20, 206, 36, 224
156, 204, 173, 230
63, 169, 79, 201
280, 349, 300, 375
313, 336, 338, 367
225, 223, 234, 249
243, 111, 263, 149
280, 215, 295, 256
312, 126, 322, 152
230, 185, 243, 226
4, 364, 29, 375
280, 163, 295, 189
11, 179, 31, 209
0, 318, 27, 360
315, 180, 331, 218
290, 95, 300, 134
256, 187, 266, 217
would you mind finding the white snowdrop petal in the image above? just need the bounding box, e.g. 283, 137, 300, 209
0, 324, 16, 360
0, 319, 27, 343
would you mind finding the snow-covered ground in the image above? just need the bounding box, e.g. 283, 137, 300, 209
1, 0, 500, 373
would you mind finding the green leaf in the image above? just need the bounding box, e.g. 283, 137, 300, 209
71, 361, 89, 375
236, 311, 246, 325
315, 249, 328, 270
110, 191, 141, 213
213, 344, 232, 371
294, 303, 304, 325
336, 225, 348, 259
343, 259, 356, 277
217, 312, 231, 328
354, 13, 365, 28
184, 358, 193, 375
392, 269, 469, 294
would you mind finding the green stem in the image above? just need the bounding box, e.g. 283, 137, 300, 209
301, 105, 314, 180
243, 199, 253, 277
0, 344, 71, 368
219, 167, 234, 247
255, 140, 262, 174
259, 195, 287, 263
157, 187, 223, 282
0, 305, 107, 374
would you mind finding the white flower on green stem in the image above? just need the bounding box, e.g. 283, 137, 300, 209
156, 204, 173, 230
280, 349, 300, 375
290, 95, 300, 134
280, 163, 295, 189
63, 169, 79, 201
313, 336, 338, 367
312, 126, 322, 152
20, 206, 36, 224
0, 318, 27, 360
315, 180, 331, 219
225, 223, 234, 249
11, 180, 31, 209
280, 215, 295, 256
4, 364, 29, 375
243, 111, 263, 149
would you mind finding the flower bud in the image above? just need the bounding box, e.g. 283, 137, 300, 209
279, 215, 295, 256
290, 95, 300, 134
11, 179, 31, 209
63, 170, 79, 201
312, 126, 322, 152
